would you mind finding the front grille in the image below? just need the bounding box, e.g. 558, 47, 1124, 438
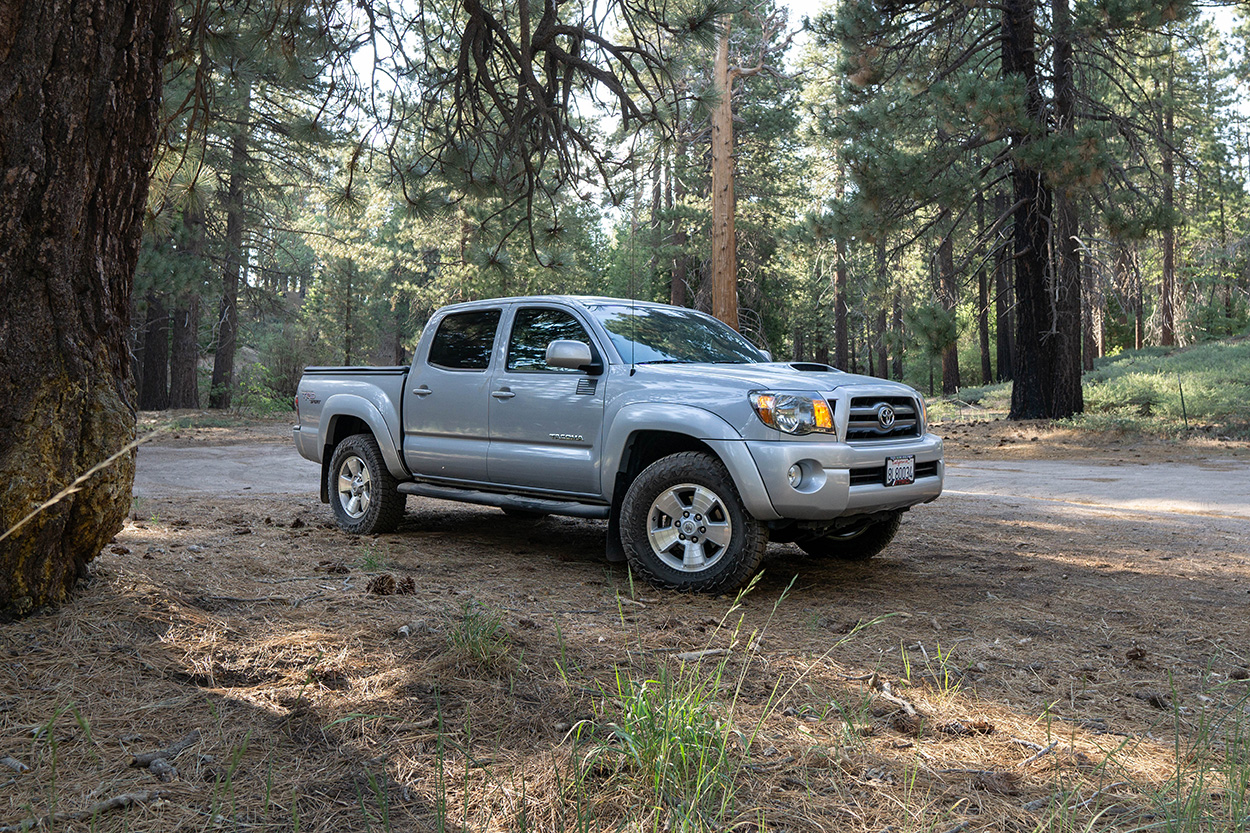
846, 396, 922, 441
849, 460, 939, 487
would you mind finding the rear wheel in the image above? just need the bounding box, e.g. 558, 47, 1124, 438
798, 512, 902, 561
327, 434, 405, 534
620, 451, 767, 592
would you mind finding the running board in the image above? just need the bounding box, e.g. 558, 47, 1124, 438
397, 482, 611, 519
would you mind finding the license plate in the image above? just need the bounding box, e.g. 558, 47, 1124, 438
885, 455, 915, 486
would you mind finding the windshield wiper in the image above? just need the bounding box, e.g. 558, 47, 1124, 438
639, 359, 693, 364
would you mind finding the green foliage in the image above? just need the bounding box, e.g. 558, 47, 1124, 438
1078, 340, 1250, 435
445, 601, 512, 669
587, 662, 738, 823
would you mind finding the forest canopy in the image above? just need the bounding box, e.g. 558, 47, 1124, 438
134, 0, 1250, 417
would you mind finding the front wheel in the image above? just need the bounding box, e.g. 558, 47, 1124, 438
797, 512, 902, 561
620, 451, 767, 592
327, 434, 405, 534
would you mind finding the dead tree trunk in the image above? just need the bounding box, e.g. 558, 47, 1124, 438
0, 0, 170, 617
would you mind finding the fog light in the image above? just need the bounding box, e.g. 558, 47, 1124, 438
787, 464, 802, 489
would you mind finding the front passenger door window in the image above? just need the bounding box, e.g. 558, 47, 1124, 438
506, 308, 594, 372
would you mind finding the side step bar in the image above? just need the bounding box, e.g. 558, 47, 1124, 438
397, 482, 611, 520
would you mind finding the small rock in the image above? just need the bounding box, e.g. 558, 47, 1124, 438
110, 545, 130, 555
187, 545, 204, 554
397, 619, 431, 638
1232, 668, 1250, 681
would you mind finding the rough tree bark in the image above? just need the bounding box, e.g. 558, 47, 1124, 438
169, 206, 204, 409
1005, 0, 1071, 419
138, 293, 170, 410
0, 0, 170, 617
1047, 0, 1084, 415
709, 15, 739, 331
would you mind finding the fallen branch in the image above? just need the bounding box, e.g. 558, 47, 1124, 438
674, 648, 729, 662
131, 729, 201, 768
0, 790, 160, 832
1073, 782, 1129, 810
872, 676, 920, 717
1016, 741, 1058, 768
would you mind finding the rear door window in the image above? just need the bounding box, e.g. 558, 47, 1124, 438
427, 309, 502, 370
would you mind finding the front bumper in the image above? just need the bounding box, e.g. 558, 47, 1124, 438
719, 433, 944, 521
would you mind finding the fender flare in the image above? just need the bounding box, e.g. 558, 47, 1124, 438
319, 394, 408, 482
601, 404, 778, 519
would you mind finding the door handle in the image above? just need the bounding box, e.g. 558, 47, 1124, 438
412, 385, 432, 397
491, 388, 515, 400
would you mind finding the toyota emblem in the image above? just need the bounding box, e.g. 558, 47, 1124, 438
877, 405, 896, 430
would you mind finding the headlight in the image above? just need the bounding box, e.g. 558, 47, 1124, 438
749, 392, 836, 436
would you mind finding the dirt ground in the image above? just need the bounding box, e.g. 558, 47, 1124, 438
3, 415, 1250, 832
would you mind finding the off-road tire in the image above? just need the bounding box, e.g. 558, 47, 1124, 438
327, 434, 405, 534
798, 512, 902, 561
620, 451, 767, 592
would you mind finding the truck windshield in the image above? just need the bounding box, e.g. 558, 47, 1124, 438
588, 304, 768, 364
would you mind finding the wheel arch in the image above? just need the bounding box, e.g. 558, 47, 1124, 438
318, 398, 408, 502
602, 406, 777, 520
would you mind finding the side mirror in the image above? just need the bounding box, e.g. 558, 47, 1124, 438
546, 340, 601, 374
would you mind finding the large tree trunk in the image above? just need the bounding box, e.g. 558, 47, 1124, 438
209, 82, 251, 409
138, 292, 170, 410
169, 206, 205, 409
1046, 0, 1084, 416
1005, 0, 1064, 419
0, 0, 170, 618
169, 294, 201, 408
709, 15, 739, 330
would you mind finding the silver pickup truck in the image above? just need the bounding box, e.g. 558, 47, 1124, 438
293, 295, 943, 591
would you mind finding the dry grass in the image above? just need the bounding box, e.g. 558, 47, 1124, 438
3, 424, 1250, 831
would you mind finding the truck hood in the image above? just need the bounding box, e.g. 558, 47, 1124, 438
629, 362, 922, 396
